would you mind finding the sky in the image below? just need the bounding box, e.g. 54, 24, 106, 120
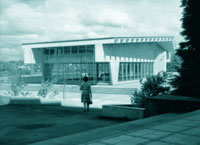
0, 0, 183, 61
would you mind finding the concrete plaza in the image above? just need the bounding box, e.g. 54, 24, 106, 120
1, 83, 200, 145
30, 109, 200, 145
0, 82, 141, 108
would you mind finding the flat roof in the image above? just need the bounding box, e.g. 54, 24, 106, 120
22, 36, 174, 45
22, 36, 175, 51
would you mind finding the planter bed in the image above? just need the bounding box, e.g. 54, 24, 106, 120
102, 104, 145, 120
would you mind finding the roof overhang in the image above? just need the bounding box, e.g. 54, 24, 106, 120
22, 36, 175, 52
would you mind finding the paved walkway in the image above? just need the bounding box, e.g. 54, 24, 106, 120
1, 83, 140, 108
30, 109, 200, 145
0, 82, 141, 95
0, 91, 131, 108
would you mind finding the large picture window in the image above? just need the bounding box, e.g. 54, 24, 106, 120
118, 62, 154, 81
45, 62, 110, 84
42, 45, 95, 63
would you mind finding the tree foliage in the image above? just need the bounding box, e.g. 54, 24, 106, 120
173, 0, 200, 97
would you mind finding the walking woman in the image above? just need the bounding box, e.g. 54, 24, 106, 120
80, 76, 92, 112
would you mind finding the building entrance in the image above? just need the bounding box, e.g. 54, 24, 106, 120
96, 62, 110, 83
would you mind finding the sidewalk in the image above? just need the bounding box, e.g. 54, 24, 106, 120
0, 91, 131, 108
30, 110, 200, 145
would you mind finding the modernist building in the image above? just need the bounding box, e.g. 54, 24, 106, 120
23, 36, 175, 85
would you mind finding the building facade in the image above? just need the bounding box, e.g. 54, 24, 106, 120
23, 37, 175, 85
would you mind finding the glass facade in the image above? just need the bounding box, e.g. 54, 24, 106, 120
42, 62, 110, 84
32, 45, 155, 84
118, 62, 153, 81
40, 45, 112, 84
43, 45, 95, 63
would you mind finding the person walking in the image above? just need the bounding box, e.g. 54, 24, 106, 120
80, 76, 92, 112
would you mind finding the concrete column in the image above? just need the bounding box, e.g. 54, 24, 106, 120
110, 61, 120, 85
125, 63, 128, 80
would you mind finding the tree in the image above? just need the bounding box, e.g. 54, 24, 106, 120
173, 0, 200, 97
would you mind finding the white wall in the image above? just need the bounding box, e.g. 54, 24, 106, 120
102, 42, 168, 83
95, 44, 105, 62
110, 61, 120, 85
23, 46, 35, 64
103, 43, 159, 62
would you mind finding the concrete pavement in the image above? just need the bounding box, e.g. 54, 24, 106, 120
1, 83, 139, 108
29, 110, 200, 145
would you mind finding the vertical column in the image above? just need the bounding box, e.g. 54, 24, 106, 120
141, 63, 143, 78
125, 63, 127, 80
146, 63, 149, 77
145, 63, 147, 77
130, 63, 132, 80
137, 63, 140, 79
110, 62, 120, 85
55, 47, 58, 81
118, 63, 122, 81
143, 62, 145, 78
133, 62, 135, 80
134, 63, 136, 79
125, 63, 128, 81
121, 63, 124, 81
150, 62, 153, 76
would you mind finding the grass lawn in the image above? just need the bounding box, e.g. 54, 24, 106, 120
0, 105, 127, 145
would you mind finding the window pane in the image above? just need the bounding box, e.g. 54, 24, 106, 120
87, 45, 94, 53
79, 46, 86, 53
135, 63, 138, 79
49, 48, 55, 55
64, 47, 70, 54
57, 47, 63, 55
72, 46, 78, 54
138, 63, 141, 78
44, 48, 49, 55
127, 63, 130, 80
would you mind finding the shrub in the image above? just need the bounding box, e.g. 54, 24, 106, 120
37, 79, 58, 98
130, 71, 171, 107
10, 77, 27, 96
6, 63, 27, 97
130, 91, 145, 108
141, 72, 170, 97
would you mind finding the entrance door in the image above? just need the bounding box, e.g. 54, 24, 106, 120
96, 62, 110, 83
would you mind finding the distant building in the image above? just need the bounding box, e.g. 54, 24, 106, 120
22, 36, 175, 85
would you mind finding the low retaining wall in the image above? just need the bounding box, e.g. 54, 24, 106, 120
102, 104, 145, 120
23, 76, 42, 84
0, 96, 10, 105
7, 97, 61, 106
146, 94, 200, 116
10, 97, 41, 105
